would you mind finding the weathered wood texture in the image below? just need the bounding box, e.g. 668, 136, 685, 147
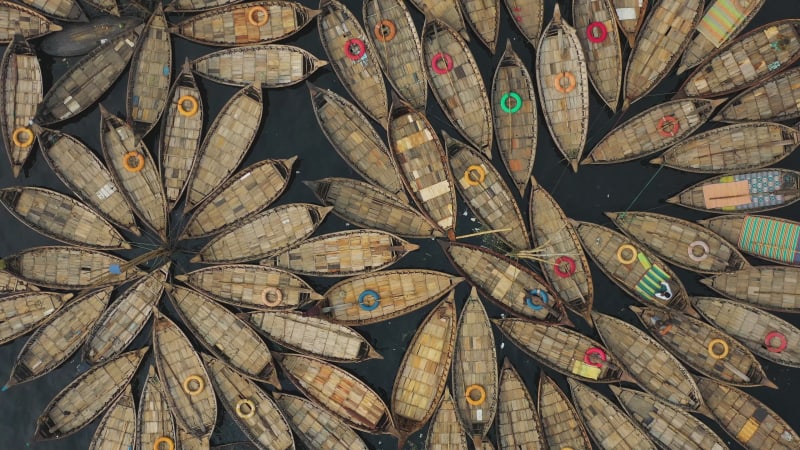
426, 389, 467, 450
701, 266, 800, 313
496, 359, 546, 449
191, 44, 326, 87
502, 0, 543, 45
0, 1, 62, 43
573, 0, 623, 111
136, 366, 176, 450
88, 385, 135, 450
273, 392, 369, 450
460, 0, 499, 52
714, 66, 800, 123
702, 214, 800, 267
538, 373, 592, 450
0, 35, 41, 177
610, 0, 647, 46
0, 291, 68, 345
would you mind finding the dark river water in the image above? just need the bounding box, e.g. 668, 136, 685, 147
0, 0, 799, 449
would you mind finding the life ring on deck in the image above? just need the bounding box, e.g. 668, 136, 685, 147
553, 256, 576, 278
463, 165, 486, 186
11, 127, 33, 148
374, 20, 396, 42
465, 384, 486, 406
500, 92, 522, 113
616, 244, 637, 265
687, 241, 709, 262
358, 289, 380, 311
431, 52, 453, 75
707, 339, 729, 360
247, 6, 269, 26
177, 95, 199, 117
182, 375, 205, 396
235, 399, 257, 419
586, 22, 608, 43
525, 289, 548, 310
657, 116, 680, 137
765, 331, 788, 353
153, 436, 175, 450
554, 72, 576, 94
123, 151, 145, 173
261, 287, 282, 307
344, 39, 366, 60
584, 347, 607, 367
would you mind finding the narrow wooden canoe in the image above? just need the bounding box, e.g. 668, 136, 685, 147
491, 41, 537, 195
573, 0, 623, 112
1, 246, 142, 289
274, 393, 369, 450
593, 312, 706, 412
497, 358, 546, 449
308, 84, 405, 198
388, 96, 456, 234
5, 287, 110, 387
136, 366, 177, 450
611, 386, 729, 450
318, 0, 388, 126
610, 0, 647, 47
677, 0, 765, 75
244, 310, 381, 362
84, 0, 118, 16
527, 177, 593, 321
183, 83, 262, 212
696, 377, 799, 449
502, 0, 543, 45
702, 214, 800, 267
0, 1, 62, 42
392, 293, 457, 446
538, 373, 592, 450
494, 318, 628, 383
192, 203, 332, 264
714, 66, 800, 123
35, 24, 142, 125
275, 352, 398, 436
439, 241, 571, 324
167, 285, 279, 387
678, 20, 800, 99
568, 379, 657, 450
40, 16, 141, 57
0, 270, 36, 293
304, 177, 442, 238
34, 125, 139, 235
165, 0, 242, 12
0, 35, 41, 177
100, 106, 168, 240
421, 18, 493, 157
631, 306, 774, 388
582, 98, 721, 165
0, 187, 129, 250
606, 211, 749, 274
175, 264, 322, 310
191, 44, 326, 87
446, 133, 530, 250
0, 291, 70, 345
88, 385, 135, 450
701, 266, 800, 313
18, 0, 85, 21
426, 389, 467, 450
321, 269, 462, 326
126, 4, 170, 138
407, 0, 468, 40
622, 0, 702, 108
667, 169, 800, 214
83, 264, 168, 365
34, 347, 148, 441
203, 355, 294, 450
170, 1, 319, 46
362, 0, 427, 110
573, 221, 693, 314
182, 157, 295, 238
451, 288, 496, 446
536, 4, 589, 171
461, 0, 499, 52
152, 312, 217, 439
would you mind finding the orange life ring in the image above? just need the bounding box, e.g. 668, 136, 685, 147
554, 72, 576, 94
374, 20, 396, 42
11, 127, 33, 148
247, 6, 268, 26
123, 151, 145, 173
465, 384, 486, 406
261, 287, 282, 307
182, 375, 205, 395
177, 95, 199, 117
657, 116, 680, 137
153, 436, 175, 450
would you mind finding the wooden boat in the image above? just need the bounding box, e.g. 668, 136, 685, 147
244, 310, 381, 363
273, 392, 369, 450
177, 426, 208, 450
34, 125, 139, 235
170, 1, 319, 47
631, 305, 774, 388
88, 385, 135, 450
203, 355, 294, 450
461, 0, 500, 52
391, 293, 457, 446
491, 41, 537, 194
701, 266, 800, 313
426, 389, 467, 450
1, 246, 142, 290
0, 291, 70, 345
606, 211, 749, 274
696, 377, 799, 449
573, 221, 693, 314
677, 0, 765, 75
182, 157, 296, 238
192, 203, 332, 264
18, 0, 85, 21
304, 177, 442, 238
100, 106, 168, 240
538, 373, 592, 450
308, 84, 405, 198
34, 347, 148, 441
667, 169, 800, 214
593, 312, 706, 412
526, 177, 593, 321
610, 0, 647, 46
407, 0, 468, 41
536, 4, 589, 171
0, 187, 129, 250
0, 1, 62, 42
136, 366, 177, 450
388, 96, 457, 234
714, 66, 800, 123
175, 264, 322, 311
83, 0, 118, 16
5, 287, 110, 387
497, 358, 546, 449
40, 16, 141, 57
0, 270, 37, 293
702, 214, 800, 267
611, 386, 730, 450
494, 318, 628, 383
447, 133, 530, 250
191, 44, 326, 87
0, 35, 41, 178
34, 24, 143, 125
421, 17, 493, 156
677, 20, 800, 99
183, 83, 262, 212
152, 312, 217, 439
165, 0, 242, 12
318, 0, 388, 126
275, 352, 398, 436
573, 0, 623, 112
167, 285, 279, 387
502, 0, 543, 45
126, 4, 170, 138
451, 288, 496, 446
83, 264, 168, 365
362, 0, 427, 110
320, 269, 461, 326
582, 98, 721, 165
568, 379, 657, 450
440, 241, 571, 324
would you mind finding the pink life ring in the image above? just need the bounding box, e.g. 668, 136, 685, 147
764, 331, 788, 353
584, 347, 607, 367
553, 256, 576, 278
431, 52, 453, 75
344, 38, 366, 61
586, 22, 608, 43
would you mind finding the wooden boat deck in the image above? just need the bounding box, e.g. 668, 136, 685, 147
88, 385, 135, 450
407, 0, 467, 40
502, 0, 543, 45
165, 0, 241, 12
0, 270, 36, 293
714, 66, 800, 123
538, 373, 592, 450
136, 366, 176, 450
0, 291, 69, 345
273, 392, 369, 450
40, 16, 141, 57
461, 0, 499, 52
21, 0, 86, 21
426, 389, 467, 449
497, 358, 546, 449
83, 0, 118, 16
0, 1, 62, 42
573, 0, 623, 112
702, 214, 800, 267
0, 35, 41, 177
610, 0, 647, 46
701, 266, 800, 313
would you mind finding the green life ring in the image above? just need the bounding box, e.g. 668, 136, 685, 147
500, 92, 522, 113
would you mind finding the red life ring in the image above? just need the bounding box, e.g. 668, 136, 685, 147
553, 256, 576, 278
764, 331, 788, 353
657, 116, 680, 137
431, 52, 453, 75
344, 38, 366, 61
584, 347, 607, 367
586, 22, 608, 43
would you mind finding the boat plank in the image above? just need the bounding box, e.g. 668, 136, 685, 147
407, 0, 468, 40
460, 0, 500, 53
0, 291, 69, 345
496, 358, 546, 449
573, 0, 623, 112
538, 373, 592, 450
165, 0, 242, 12
609, 0, 647, 47
700, 266, 800, 313
0, 1, 62, 42
88, 385, 135, 450
426, 389, 467, 450
274, 392, 369, 450
714, 66, 800, 123
0, 36, 41, 177
136, 366, 177, 450
18, 0, 85, 21
502, 0, 543, 45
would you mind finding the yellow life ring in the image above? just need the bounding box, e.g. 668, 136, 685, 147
616, 244, 637, 265
236, 398, 257, 419
11, 127, 33, 148
463, 165, 486, 186
247, 6, 269, 26
123, 151, 145, 173
465, 384, 486, 406
261, 287, 283, 307
177, 95, 199, 117
707, 338, 729, 360
153, 436, 175, 450
182, 375, 205, 396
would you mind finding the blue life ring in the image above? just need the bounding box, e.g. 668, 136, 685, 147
358, 290, 380, 311
525, 289, 548, 310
